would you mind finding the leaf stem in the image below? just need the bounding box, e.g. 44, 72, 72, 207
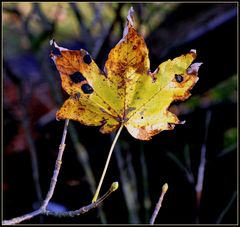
92, 124, 124, 203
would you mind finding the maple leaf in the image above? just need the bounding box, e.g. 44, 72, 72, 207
50, 7, 202, 140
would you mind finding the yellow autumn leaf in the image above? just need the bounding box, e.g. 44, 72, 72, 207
50, 7, 202, 140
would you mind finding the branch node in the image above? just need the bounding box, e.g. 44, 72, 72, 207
56, 160, 62, 165
59, 143, 66, 150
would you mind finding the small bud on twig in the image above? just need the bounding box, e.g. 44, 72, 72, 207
149, 183, 169, 224
162, 183, 168, 193
111, 182, 119, 192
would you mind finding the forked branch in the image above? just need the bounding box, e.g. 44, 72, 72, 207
2, 119, 118, 225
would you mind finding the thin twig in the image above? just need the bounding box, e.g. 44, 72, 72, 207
216, 143, 237, 158
90, 3, 104, 29
2, 119, 69, 225
3, 119, 118, 225
4, 61, 43, 221
149, 183, 168, 225
41, 119, 69, 209
2, 181, 118, 225
125, 150, 140, 221
183, 144, 193, 176
69, 2, 91, 46
2, 209, 43, 225
20, 104, 43, 208
195, 110, 211, 223
94, 3, 124, 64
92, 124, 124, 203
216, 191, 237, 224
44, 182, 118, 218
68, 124, 107, 223
113, 134, 140, 223
166, 152, 194, 184
68, 124, 97, 195
139, 142, 151, 222
17, 85, 43, 206
32, 3, 52, 31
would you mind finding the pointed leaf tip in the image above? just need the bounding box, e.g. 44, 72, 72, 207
49, 39, 69, 58
190, 49, 196, 54
50, 39, 55, 46
127, 6, 134, 26
119, 7, 135, 44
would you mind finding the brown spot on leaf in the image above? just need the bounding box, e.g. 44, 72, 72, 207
138, 127, 158, 140
78, 107, 85, 111
189, 50, 197, 59
137, 126, 149, 140
72, 92, 81, 100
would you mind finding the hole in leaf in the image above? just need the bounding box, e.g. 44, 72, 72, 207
74, 92, 81, 100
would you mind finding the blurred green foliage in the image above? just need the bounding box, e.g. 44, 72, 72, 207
3, 2, 178, 56
224, 127, 237, 147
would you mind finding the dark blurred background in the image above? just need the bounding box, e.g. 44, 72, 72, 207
2, 2, 238, 224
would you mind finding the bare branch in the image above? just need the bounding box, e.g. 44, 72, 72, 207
166, 151, 195, 184
44, 182, 118, 218
113, 133, 140, 223
94, 3, 124, 64
41, 119, 69, 210
195, 111, 211, 218
2, 181, 118, 225
139, 142, 152, 222
69, 2, 91, 45
2, 119, 118, 225
216, 191, 237, 224
2, 119, 69, 225
20, 97, 43, 205
3, 210, 43, 225
149, 183, 168, 224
